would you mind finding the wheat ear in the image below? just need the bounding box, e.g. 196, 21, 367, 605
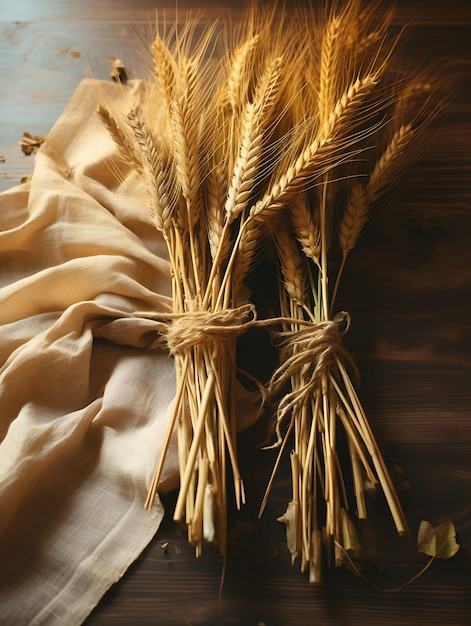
226, 34, 260, 110
272, 223, 307, 305
205, 163, 231, 261
224, 101, 263, 222
252, 55, 283, 124
96, 105, 144, 173
290, 194, 321, 263
368, 123, 414, 201
250, 75, 378, 224
151, 36, 176, 110
170, 92, 202, 226
339, 123, 413, 256
229, 220, 263, 303
319, 16, 341, 137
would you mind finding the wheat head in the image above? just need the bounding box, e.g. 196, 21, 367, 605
290, 194, 321, 263
272, 221, 307, 305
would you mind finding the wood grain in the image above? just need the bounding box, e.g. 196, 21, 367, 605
1, 1, 470, 624
83, 443, 471, 626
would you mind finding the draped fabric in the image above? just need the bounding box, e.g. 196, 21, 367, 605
0, 79, 182, 625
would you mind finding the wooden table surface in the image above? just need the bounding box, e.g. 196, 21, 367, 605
1, 1, 470, 624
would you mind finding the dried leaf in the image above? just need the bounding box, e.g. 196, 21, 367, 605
340, 508, 362, 552
338, 511, 385, 573
417, 520, 460, 559
0, 155, 5, 162
338, 509, 362, 569
70, 50, 81, 57
20, 132, 47, 155
278, 499, 299, 564
107, 57, 127, 82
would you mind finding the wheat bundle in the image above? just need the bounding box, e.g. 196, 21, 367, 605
97, 0, 444, 572
258, 3, 445, 582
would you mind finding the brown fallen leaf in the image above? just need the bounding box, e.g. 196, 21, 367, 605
340, 508, 362, 553
417, 520, 460, 559
20, 132, 47, 155
337, 509, 383, 574
107, 57, 127, 82
0, 155, 5, 162
70, 50, 81, 57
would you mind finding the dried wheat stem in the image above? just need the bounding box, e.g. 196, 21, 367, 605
319, 174, 330, 320
170, 86, 205, 297
174, 370, 216, 522
348, 436, 367, 520
144, 355, 189, 510
335, 355, 409, 537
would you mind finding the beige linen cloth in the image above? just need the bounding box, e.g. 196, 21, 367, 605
0, 78, 259, 625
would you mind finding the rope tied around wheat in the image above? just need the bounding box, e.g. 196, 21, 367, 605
267, 311, 358, 438
274, 311, 354, 385
135, 302, 257, 355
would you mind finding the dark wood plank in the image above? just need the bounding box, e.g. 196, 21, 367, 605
84, 443, 471, 626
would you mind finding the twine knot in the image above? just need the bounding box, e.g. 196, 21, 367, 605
266, 311, 357, 445
135, 303, 256, 356
274, 311, 353, 385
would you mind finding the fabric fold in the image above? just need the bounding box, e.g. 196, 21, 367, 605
0, 79, 178, 626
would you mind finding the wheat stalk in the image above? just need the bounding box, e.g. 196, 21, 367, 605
205, 163, 231, 261
339, 123, 414, 254
257, 1, 443, 584
339, 181, 369, 257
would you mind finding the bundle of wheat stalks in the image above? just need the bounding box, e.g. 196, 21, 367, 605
98, 0, 443, 576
